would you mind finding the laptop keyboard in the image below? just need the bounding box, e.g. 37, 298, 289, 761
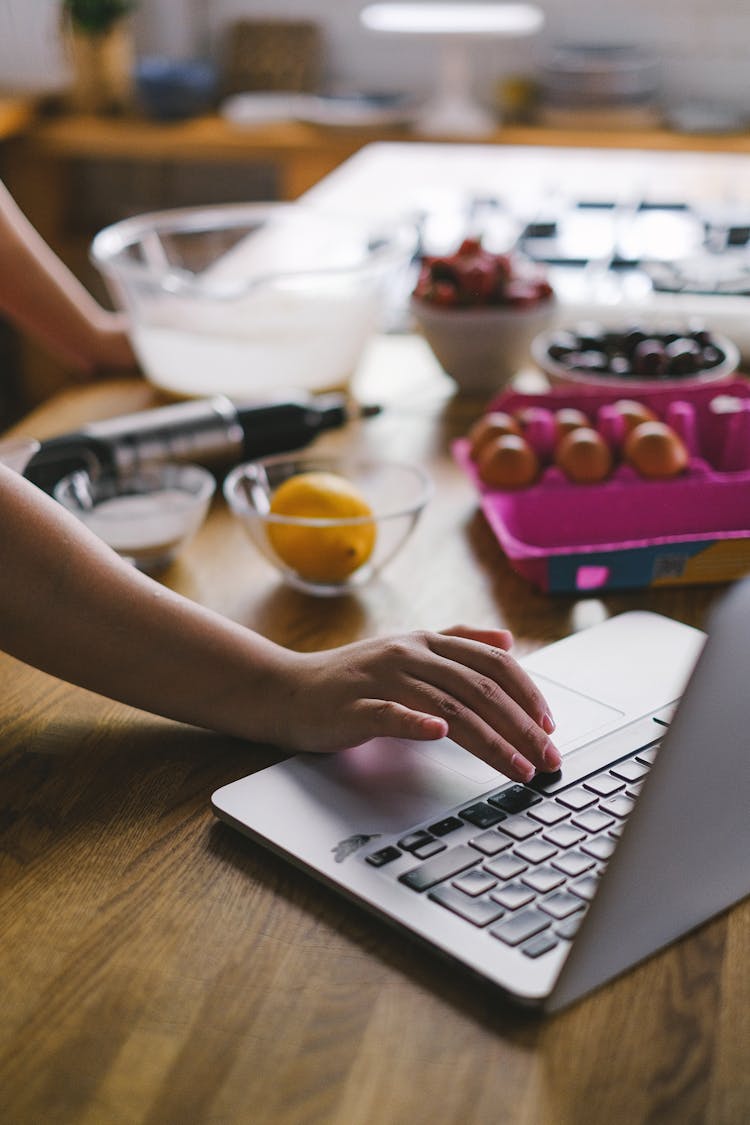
363, 740, 660, 960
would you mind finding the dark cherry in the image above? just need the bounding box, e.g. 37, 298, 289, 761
633, 339, 668, 376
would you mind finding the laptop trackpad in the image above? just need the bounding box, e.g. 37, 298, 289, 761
411, 675, 624, 785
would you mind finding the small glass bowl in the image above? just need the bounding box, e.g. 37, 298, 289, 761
54, 462, 215, 574
223, 455, 432, 596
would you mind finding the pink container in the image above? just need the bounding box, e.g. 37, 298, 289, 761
454, 379, 750, 593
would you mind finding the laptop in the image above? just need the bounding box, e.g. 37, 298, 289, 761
212, 579, 750, 1013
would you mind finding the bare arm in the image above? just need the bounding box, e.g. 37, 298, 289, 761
0, 465, 559, 781
0, 180, 137, 375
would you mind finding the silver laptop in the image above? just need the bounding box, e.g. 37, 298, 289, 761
212, 580, 750, 1012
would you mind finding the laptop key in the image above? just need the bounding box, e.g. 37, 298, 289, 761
581, 835, 617, 861
398, 829, 437, 852
543, 823, 587, 849
571, 808, 614, 833
459, 801, 507, 829
429, 886, 505, 927
488, 784, 542, 813
557, 786, 598, 811
429, 816, 464, 837
551, 849, 595, 877
611, 758, 649, 782
522, 932, 559, 959
556, 913, 585, 940
484, 854, 528, 881
499, 814, 541, 841
399, 844, 480, 892
636, 744, 659, 765
538, 891, 586, 920
515, 838, 558, 865
414, 840, 447, 860
491, 881, 535, 910
453, 869, 497, 896
490, 907, 551, 947
570, 874, 600, 901
584, 774, 625, 797
365, 846, 402, 867
469, 830, 512, 856
522, 865, 566, 894
601, 793, 636, 819
528, 802, 570, 826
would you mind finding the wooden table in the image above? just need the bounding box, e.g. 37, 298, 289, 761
1, 340, 747, 1125
0, 96, 35, 144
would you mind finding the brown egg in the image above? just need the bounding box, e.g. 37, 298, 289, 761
611, 398, 658, 434
624, 421, 689, 479
477, 433, 539, 489
555, 427, 613, 484
467, 411, 522, 460
515, 405, 555, 431
554, 407, 591, 438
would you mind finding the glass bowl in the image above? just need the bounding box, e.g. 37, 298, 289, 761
54, 462, 215, 574
223, 455, 432, 596
90, 202, 414, 400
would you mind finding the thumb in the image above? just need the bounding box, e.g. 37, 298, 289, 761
357, 700, 449, 743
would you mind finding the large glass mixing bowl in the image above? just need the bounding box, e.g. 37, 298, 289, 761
91, 202, 414, 400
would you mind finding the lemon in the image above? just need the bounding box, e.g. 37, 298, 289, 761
267, 471, 377, 583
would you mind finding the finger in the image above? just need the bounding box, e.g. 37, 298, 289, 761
441, 624, 514, 651
354, 700, 449, 745
428, 633, 556, 734
403, 672, 558, 778
394, 680, 545, 781
358, 695, 542, 783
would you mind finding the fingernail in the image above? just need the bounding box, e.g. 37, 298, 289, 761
510, 753, 535, 783
543, 741, 562, 770
541, 711, 556, 734
421, 715, 447, 736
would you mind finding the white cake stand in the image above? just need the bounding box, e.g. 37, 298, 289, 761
360, 3, 544, 136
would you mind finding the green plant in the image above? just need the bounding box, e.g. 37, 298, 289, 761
63, 0, 135, 34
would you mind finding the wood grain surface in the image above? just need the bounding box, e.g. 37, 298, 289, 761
1, 342, 747, 1125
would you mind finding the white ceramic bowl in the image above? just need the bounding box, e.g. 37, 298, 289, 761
224, 455, 432, 596
410, 296, 556, 395
54, 462, 215, 574
91, 202, 414, 400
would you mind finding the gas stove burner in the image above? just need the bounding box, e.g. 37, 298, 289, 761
512, 196, 750, 298
646, 257, 750, 297
701, 204, 750, 252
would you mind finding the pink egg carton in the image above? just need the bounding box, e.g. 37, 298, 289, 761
453, 378, 750, 593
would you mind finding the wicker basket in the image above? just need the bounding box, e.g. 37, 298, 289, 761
221, 19, 323, 97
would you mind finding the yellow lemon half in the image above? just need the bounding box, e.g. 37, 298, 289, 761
267, 471, 377, 583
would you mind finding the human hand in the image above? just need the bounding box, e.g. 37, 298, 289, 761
76, 312, 139, 380
277, 626, 560, 782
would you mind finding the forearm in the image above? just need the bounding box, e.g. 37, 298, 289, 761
0, 469, 559, 778
0, 465, 293, 742
0, 181, 136, 373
